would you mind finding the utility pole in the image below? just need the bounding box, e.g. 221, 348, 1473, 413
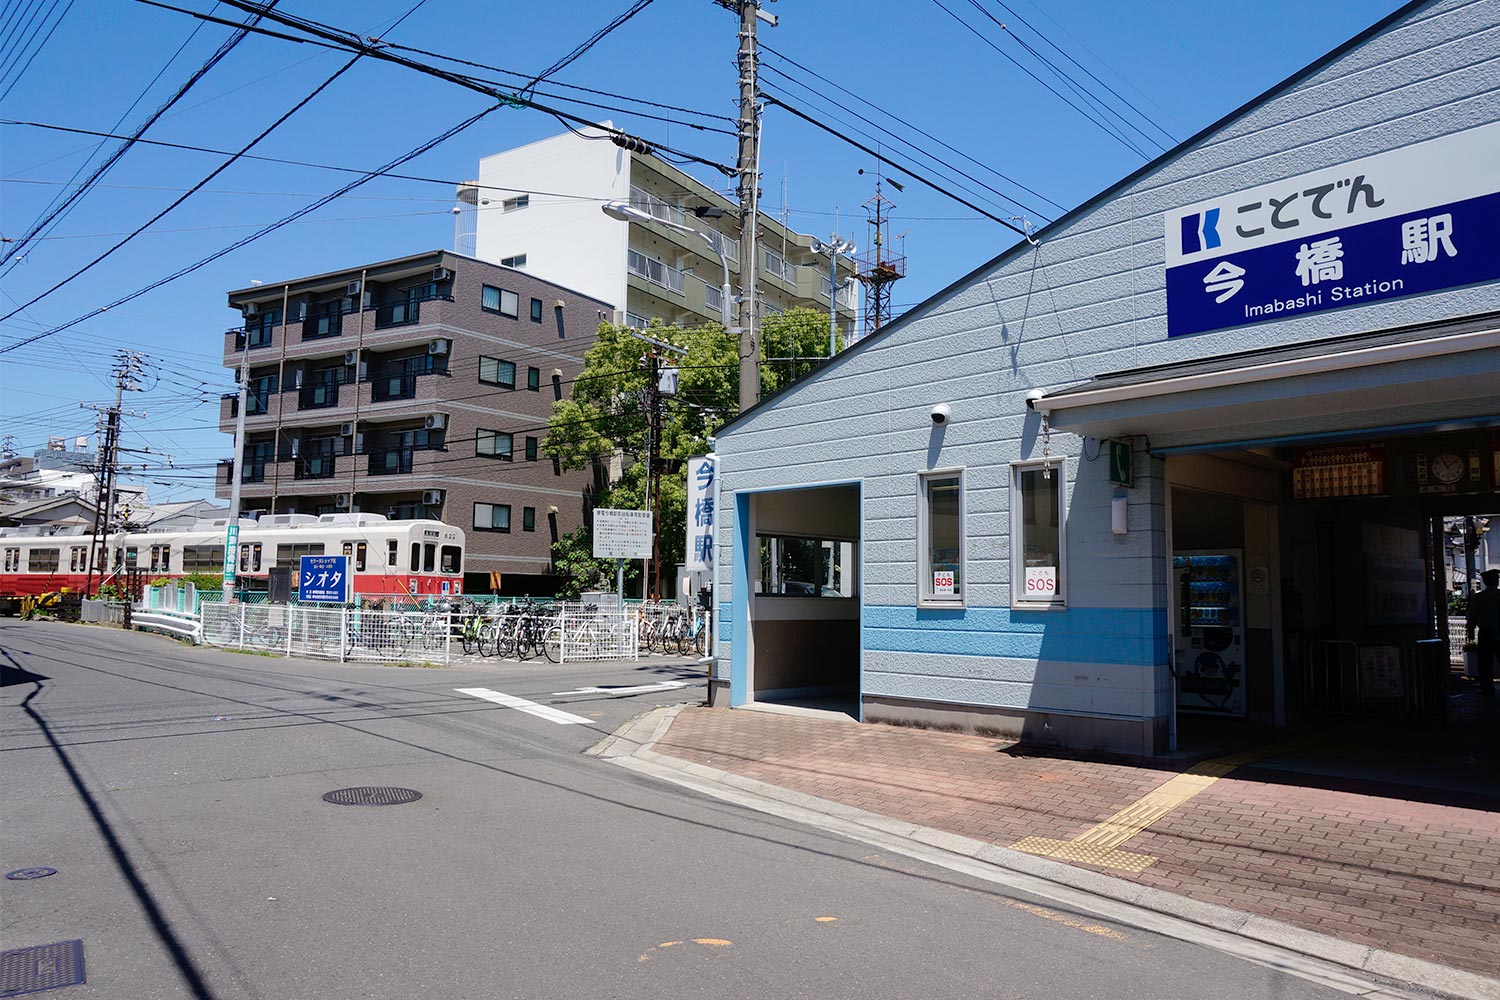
734, 0, 773, 413
83, 351, 145, 597
223, 347, 250, 600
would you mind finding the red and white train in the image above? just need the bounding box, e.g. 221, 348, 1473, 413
0, 512, 464, 608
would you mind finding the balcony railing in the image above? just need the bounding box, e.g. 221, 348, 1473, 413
764, 249, 796, 284
821, 273, 858, 308
367, 449, 414, 476
374, 300, 420, 328
703, 281, 724, 313
229, 326, 275, 351
703, 226, 738, 263
298, 381, 341, 410
629, 185, 686, 227
302, 307, 344, 340
628, 249, 683, 294
294, 453, 337, 480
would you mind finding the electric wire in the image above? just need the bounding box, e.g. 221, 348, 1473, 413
0, 0, 74, 101
0, 1, 271, 270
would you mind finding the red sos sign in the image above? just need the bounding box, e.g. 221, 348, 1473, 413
1024, 567, 1056, 595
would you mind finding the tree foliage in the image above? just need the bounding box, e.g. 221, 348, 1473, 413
545, 308, 837, 596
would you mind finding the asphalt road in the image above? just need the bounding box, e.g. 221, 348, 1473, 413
2, 620, 1364, 999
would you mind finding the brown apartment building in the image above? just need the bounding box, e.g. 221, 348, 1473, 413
216, 250, 613, 595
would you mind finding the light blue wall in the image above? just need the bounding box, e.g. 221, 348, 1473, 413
714, 0, 1500, 725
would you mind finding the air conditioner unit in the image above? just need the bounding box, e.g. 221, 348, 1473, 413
423, 414, 446, 430
432, 266, 453, 282
340, 422, 355, 437
422, 490, 444, 505
346, 280, 361, 296
343, 350, 359, 365
334, 495, 350, 509
427, 339, 448, 355
242, 301, 260, 317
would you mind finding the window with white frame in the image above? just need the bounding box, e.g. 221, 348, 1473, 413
476, 429, 513, 460
919, 471, 963, 604
500, 254, 527, 269
1011, 461, 1065, 606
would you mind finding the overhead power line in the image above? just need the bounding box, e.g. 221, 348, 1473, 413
0, 101, 504, 357
0, 1, 272, 270
1, 54, 364, 322
0, 0, 75, 101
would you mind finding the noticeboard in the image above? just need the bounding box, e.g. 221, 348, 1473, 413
298, 554, 351, 604
593, 508, 652, 560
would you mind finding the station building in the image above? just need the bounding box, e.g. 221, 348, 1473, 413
707, 0, 1500, 754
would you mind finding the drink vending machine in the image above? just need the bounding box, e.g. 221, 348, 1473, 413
1172, 550, 1247, 717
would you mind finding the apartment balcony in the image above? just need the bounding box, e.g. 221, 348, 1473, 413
297, 380, 343, 411
293, 452, 338, 480
627, 249, 684, 295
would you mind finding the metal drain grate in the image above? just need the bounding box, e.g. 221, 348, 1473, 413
0, 940, 85, 998
4, 869, 56, 881
322, 787, 422, 806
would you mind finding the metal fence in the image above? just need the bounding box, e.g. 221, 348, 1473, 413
200, 602, 452, 665
554, 605, 639, 662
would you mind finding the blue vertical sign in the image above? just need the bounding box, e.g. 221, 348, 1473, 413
298, 555, 351, 604
684, 455, 714, 573
1164, 123, 1500, 338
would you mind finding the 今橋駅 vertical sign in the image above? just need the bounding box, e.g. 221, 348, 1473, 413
684, 456, 714, 573
1164, 123, 1500, 338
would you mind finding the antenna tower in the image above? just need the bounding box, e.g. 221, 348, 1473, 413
853, 173, 906, 337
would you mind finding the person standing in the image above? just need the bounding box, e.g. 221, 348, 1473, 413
1467, 568, 1500, 697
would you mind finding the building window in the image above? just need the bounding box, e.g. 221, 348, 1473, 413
919, 471, 963, 605
474, 502, 511, 532
524, 436, 538, 461
527, 366, 540, 391
500, 254, 527, 269
479, 356, 516, 389
483, 284, 519, 317
476, 428, 513, 460
481, 284, 502, 313
1011, 461, 1065, 607
522, 506, 536, 532
500, 289, 519, 317
530, 297, 543, 322
502, 195, 529, 212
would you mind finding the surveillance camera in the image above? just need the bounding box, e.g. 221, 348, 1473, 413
1025, 388, 1047, 410
930, 403, 951, 425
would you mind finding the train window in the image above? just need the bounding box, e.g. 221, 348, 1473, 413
240, 544, 251, 573
410, 542, 420, 572
275, 543, 324, 564
183, 546, 225, 572
150, 545, 172, 573
423, 543, 436, 573
342, 541, 353, 558
440, 545, 461, 574
69, 547, 85, 572
29, 548, 60, 572
4, 548, 19, 572
125, 546, 138, 567
114, 547, 123, 569
387, 539, 398, 567
252, 544, 262, 572
356, 542, 367, 572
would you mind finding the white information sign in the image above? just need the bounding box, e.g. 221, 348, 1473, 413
684, 455, 714, 572
932, 570, 955, 596
1023, 565, 1057, 598
593, 508, 653, 560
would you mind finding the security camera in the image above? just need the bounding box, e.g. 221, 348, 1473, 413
1025, 388, 1047, 410
930, 403, 951, 425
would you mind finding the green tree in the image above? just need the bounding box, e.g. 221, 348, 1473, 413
545, 309, 836, 597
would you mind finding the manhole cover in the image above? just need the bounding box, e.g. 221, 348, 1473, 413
4, 869, 56, 881
0, 940, 86, 997
322, 787, 422, 806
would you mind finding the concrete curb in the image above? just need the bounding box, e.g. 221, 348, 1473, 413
595, 706, 1500, 1000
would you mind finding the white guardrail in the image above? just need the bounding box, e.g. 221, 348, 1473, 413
199, 602, 452, 665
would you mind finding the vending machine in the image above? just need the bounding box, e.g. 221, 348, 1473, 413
1172, 549, 1247, 717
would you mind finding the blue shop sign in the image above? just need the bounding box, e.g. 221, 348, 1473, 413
299, 554, 351, 604
1164, 123, 1500, 339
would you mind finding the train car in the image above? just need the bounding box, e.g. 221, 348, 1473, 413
0, 513, 464, 610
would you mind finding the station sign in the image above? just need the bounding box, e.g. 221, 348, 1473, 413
593, 508, 652, 560
298, 554, 351, 604
684, 456, 715, 572
1165, 122, 1500, 338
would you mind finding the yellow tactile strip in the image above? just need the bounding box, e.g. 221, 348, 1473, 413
1011, 743, 1306, 873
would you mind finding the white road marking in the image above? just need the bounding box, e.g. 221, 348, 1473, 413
551, 680, 690, 696
455, 687, 595, 725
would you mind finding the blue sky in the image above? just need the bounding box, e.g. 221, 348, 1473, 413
0, 0, 1405, 503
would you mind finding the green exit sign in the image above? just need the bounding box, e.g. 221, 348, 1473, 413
1108, 439, 1133, 487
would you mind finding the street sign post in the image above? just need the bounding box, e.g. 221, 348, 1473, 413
298, 555, 351, 604
592, 509, 653, 560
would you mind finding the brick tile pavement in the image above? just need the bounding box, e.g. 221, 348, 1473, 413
654, 707, 1500, 979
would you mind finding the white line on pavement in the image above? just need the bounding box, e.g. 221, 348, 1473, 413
551, 680, 690, 696
455, 687, 595, 725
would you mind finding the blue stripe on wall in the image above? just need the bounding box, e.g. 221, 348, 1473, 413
863, 605, 1168, 666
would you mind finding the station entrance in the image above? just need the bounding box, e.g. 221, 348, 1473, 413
1166, 428, 1498, 750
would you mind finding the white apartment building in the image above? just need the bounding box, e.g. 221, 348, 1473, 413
460, 125, 858, 338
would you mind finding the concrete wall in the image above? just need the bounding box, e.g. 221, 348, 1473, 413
715, 0, 1500, 751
